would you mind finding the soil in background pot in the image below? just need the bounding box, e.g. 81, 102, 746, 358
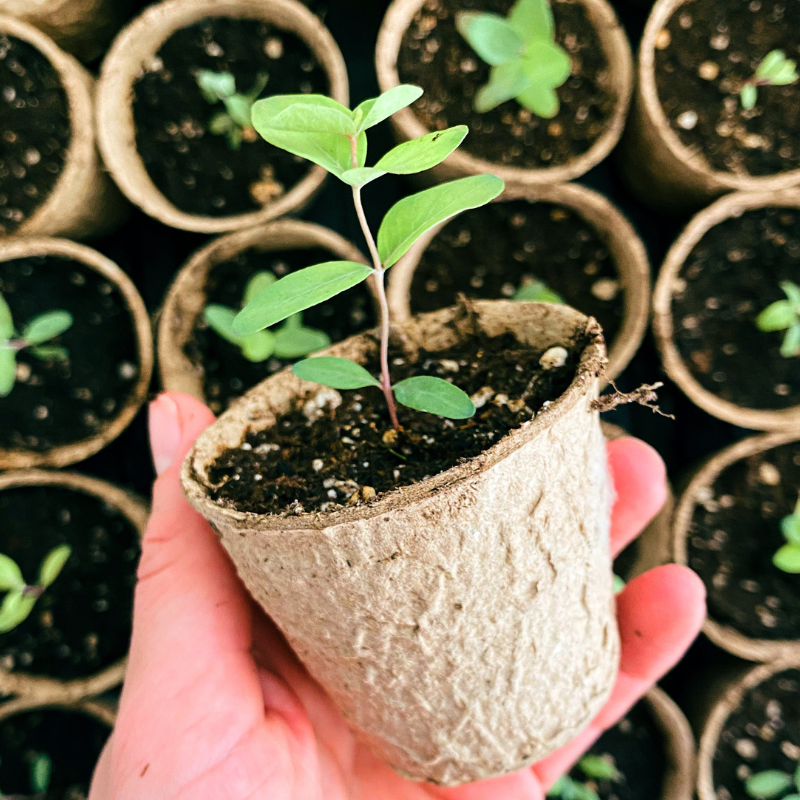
654, 0, 800, 178
0, 34, 71, 238
131, 17, 328, 218
0, 255, 141, 452
397, 0, 615, 169
0, 484, 140, 681
686, 440, 800, 641
187, 247, 376, 414
0, 708, 109, 799
206, 326, 585, 514
711, 668, 800, 800
409, 200, 624, 343
670, 207, 800, 411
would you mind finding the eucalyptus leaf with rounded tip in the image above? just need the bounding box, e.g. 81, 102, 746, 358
392, 376, 475, 419
241, 330, 275, 362
756, 50, 786, 79
578, 754, 618, 781
375, 126, 468, 175
772, 60, 799, 85
196, 70, 236, 101
0, 293, 13, 340
0, 591, 36, 633
475, 60, 530, 112
234, 261, 375, 335
740, 84, 758, 110
0, 553, 25, 592
204, 305, 243, 346
30, 344, 69, 362
244, 271, 277, 306
293, 356, 379, 389
781, 323, 800, 357
773, 542, 800, 574
523, 41, 572, 87
273, 325, 331, 359
756, 300, 797, 331
513, 280, 564, 303
456, 12, 524, 66
377, 175, 505, 268
31, 753, 52, 795
354, 85, 424, 132
0, 347, 16, 398
225, 94, 254, 128
23, 311, 73, 346
509, 0, 555, 41
746, 770, 794, 799
517, 82, 560, 117
39, 544, 72, 588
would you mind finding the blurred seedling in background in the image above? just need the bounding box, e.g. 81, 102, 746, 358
456, 0, 572, 118
740, 50, 799, 110
232, 84, 504, 428
774, 497, 800, 575
547, 754, 620, 800
196, 70, 269, 150
0, 751, 52, 799
755, 280, 800, 358
203, 271, 331, 363
513, 278, 564, 303
744, 764, 800, 799
0, 545, 72, 633
0, 294, 73, 398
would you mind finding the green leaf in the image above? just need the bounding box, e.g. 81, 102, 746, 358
572, 784, 601, 800
523, 41, 572, 88
782, 281, 800, 307
374, 126, 468, 175
740, 83, 758, 110
513, 279, 564, 303
578, 754, 618, 781
38, 544, 71, 588
0, 554, 24, 592
225, 94, 253, 128
0, 347, 16, 397
354, 85, 424, 132
273, 323, 331, 359
0, 591, 36, 633
233, 261, 374, 335
270, 101, 356, 136
377, 175, 505, 268
781, 512, 800, 545
22, 311, 72, 345
517, 82, 560, 117
475, 60, 530, 112
197, 70, 236, 102
546, 776, 571, 798
781, 323, 800, 358
30, 344, 69, 362
31, 753, 52, 795
209, 112, 235, 134
244, 271, 277, 306
340, 167, 386, 187
456, 12, 524, 66
756, 50, 786, 80
774, 543, 800, 574
745, 770, 794, 799
293, 356, 380, 389
756, 300, 797, 331
772, 59, 799, 85
612, 574, 626, 594
204, 305, 243, 346
509, 0, 555, 41
241, 330, 275, 362
393, 376, 475, 419
795, 761, 800, 792
0, 293, 13, 340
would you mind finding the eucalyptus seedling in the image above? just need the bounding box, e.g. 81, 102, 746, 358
513, 278, 564, 303
774, 497, 800, 574
204, 271, 331, 363
196, 69, 269, 150
547, 754, 620, 800
0, 294, 72, 398
456, 0, 571, 117
0, 751, 51, 799
744, 764, 800, 800
0, 545, 72, 633
232, 84, 505, 429
755, 280, 800, 358
740, 50, 799, 111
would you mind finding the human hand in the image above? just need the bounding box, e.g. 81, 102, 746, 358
89, 391, 705, 800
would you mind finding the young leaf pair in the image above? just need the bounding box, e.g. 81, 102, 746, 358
755, 280, 800, 358
744, 764, 800, 800
0, 294, 72, 398
547, 754, 620, 800
774, 497, 800, 575
740, 50, 799, 111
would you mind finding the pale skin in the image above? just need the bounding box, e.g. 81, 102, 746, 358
89, 391, 706, 800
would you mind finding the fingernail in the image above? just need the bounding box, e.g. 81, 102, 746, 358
149, 394, 182, 475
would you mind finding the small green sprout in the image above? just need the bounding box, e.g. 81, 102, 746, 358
513, 278, 564, 304
456, 0, 572, 118
0, 545, 72, 633
196, 70, 269, 150
547, 754, 620, 800
0, 293, 72, 398
231, 84, 505, 428
774, 497, 800, 574
755, 280, 800, 358
740, 50, 799, 111
203, 271, 331, 363
744, 764, 800, 799
0, 751, 52, 799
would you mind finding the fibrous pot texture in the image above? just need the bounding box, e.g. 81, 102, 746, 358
183, 300, 618, 786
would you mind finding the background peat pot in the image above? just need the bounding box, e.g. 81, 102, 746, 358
0, 237, 153, 470
388, 182, 650, 382
653, 190, 800, 432
158, 219, 371, 412
0, 469, 146, 702
95, 0, 350, 234
375, 0, 633, 185
618, 0, 800, 214
0, 15, 126, 241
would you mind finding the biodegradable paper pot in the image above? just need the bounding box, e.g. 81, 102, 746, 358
673, 431, 800, 662
96, 0, 349, 234
388, 183, 650, 383
375, 0, 633, 186
0, 15, 126, 241
158, 220, 369, 402
0, 469, 148, 703
0, 237, 153, 470
653, 190, 800, 432
0, 0, 132, 62
0, 695, 116, 727
183, 300, 618, 786
616, 0, 800, 215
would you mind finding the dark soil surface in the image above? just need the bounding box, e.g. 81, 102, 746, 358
671, 207, 800, 411
565, 699, 666, 800
712, 668, 800, 800
397, 0, 615, 169
0, 708, 110, 799
206, 326, 586, 514
686, 440, 800, 640
654, 0, 800, 178
132, 17, 328, 218
0, 34, 71, 238
187, 246, 376, 414
409, 200, 624, 343
0, 484, 140, 681
0, 256, 141, 453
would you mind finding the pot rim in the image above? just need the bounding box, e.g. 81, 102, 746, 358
0, 469, 149, 702
0, 236, 154, 470
95, 0, 349, 234
653, 189, 800, 431
0, 694, 117, 727
374, 0, 633, 184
